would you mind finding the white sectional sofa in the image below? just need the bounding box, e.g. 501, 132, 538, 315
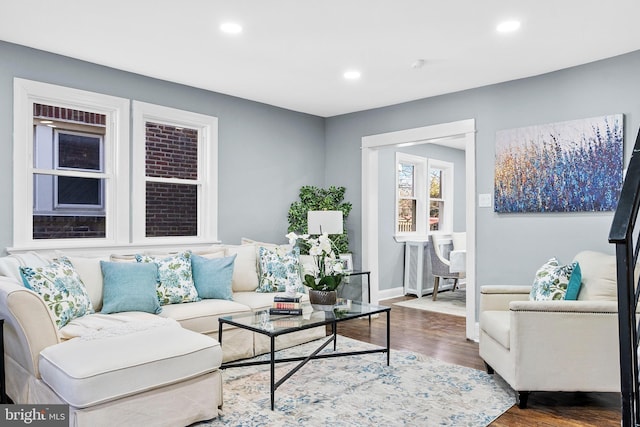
0, 242, 324, 427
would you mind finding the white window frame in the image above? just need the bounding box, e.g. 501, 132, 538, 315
428, 159, 454, 234
12, 78, 130, 250
53, 129, 105, 212
32, 125, 106, 215
131, 101, 218, 245
395, 152, 428, 239
395, 154, 455, 241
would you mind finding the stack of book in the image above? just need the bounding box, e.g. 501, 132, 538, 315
269, 294, 302, 315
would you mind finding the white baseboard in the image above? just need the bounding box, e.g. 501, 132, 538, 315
377, 286, 405, 302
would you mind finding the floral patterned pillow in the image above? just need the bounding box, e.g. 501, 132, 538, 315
135, 251, 200, 305
530, 257, 580, 301
19, 257, 94, 329
256, 246, 304, 293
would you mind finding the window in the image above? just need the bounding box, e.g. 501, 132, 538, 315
132, 101, 218, 244
429, 167, 443, 231
55, 130, 104, 209
33, 117, 106, 214
396, 153, 427, 235
13, 79, 218, 250
428, 159, 454, 232
395, 153, 454, 237
13, 79, 130, 247
398, 163, 417, 232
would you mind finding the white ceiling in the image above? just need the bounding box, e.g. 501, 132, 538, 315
2, 1, 640, 117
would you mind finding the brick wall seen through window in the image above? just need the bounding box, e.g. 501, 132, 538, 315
32, 103, 106, 240
145, 122, 199, 237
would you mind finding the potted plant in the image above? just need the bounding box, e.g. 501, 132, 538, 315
286, 232, 345, 308
287, 186, 352, 255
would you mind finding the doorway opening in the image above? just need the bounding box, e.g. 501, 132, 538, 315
361, 119, 477, 340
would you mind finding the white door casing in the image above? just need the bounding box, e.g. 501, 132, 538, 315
361, 119, 477, 340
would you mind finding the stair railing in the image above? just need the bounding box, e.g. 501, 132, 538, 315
609, 126, 640, 427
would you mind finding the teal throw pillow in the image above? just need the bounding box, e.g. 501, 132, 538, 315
256, 246, 303, 293
135, 251, 200, 305
191, 254, 236, 300
100, 261, 162, 314
564, 262, 582, 300
20, 257, 94, 329
530, 257, 579, 301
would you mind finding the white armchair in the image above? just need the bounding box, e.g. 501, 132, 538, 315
479, 250, 621, 408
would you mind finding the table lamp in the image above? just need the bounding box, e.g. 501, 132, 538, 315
307, 210, 343, 235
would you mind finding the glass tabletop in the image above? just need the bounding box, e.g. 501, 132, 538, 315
219, 299, 389, 336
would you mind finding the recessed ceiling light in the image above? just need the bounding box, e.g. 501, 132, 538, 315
40, 120, 53, 124
411, 59, 426, 69
220, 22, 243, 35
343, 70, 361, 80
496, 20, 521, 33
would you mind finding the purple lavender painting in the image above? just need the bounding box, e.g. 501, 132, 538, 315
494, 115, 623, 213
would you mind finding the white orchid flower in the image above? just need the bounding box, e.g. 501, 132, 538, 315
285, 231, 344, 285
285, 232, 299, 246
318, 233, 331, 244
309, 245, 322, 256
332, 262, 344, 274
318, 236, 332, 255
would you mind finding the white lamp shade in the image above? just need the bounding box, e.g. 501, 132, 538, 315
307, 210, 344, 235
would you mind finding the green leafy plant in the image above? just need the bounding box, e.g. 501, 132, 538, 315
287, 186, 352, 254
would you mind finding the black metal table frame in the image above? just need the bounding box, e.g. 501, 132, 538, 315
218, 307, 390, 410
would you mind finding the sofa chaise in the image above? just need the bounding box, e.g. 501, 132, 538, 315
0, 241, 324, 426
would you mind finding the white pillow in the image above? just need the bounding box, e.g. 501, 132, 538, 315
192, 246, 227, 258
109, 254, 137, 263
224, 244, 259, 292
66, 256, 109, 311
143, 246, 226, 259
573, 251, 616, 301
240, 237, 292, 254
452, 232, 466, 251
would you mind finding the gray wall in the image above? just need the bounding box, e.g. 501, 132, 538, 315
0, 41, 326, 252
2, 40, 640, 297
326, 49, 640, 292
378, 144, 466, 291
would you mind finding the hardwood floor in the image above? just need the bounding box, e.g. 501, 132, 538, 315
337, 296, 621, 426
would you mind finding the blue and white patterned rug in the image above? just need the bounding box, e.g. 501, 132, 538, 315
200, 336, 515, 426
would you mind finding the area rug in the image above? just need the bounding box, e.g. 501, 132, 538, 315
199, 335, 514, 426
393, 289, 466, 317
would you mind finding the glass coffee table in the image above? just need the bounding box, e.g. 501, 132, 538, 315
218, 300, 390, 410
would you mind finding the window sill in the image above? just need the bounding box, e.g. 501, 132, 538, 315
393, 234, 429, 243
7, 240, 222, 257
393, 232, 455, 244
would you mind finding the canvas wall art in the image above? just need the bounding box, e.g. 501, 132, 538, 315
494, 114, 623, 213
